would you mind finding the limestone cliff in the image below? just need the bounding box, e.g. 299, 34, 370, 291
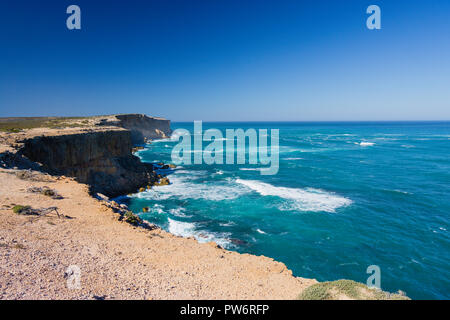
20, 129, 156, 197
99, 114, 171, 144
0, 114, 171, 198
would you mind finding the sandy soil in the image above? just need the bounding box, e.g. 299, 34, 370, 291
0, 168, 316, 300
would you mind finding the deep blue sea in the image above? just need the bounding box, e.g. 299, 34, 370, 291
126, 122, 450, 300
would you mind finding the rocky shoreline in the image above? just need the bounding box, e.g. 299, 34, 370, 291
0, 114, 409, 300
0, 114, 171, 198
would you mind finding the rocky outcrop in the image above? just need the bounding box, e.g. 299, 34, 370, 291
19, 129, 157, 198
0, 114, 172, 198
98, 114, 171, 144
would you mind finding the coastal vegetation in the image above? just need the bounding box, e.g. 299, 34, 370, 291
12, 205, 32, 215
124, 211, 142, 226
0, 116, 92, 132
27, 186, 63, 199
297, 280, 410, 300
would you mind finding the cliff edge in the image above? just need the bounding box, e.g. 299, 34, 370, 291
0, 114, 171, 197
0, 114, 410, 300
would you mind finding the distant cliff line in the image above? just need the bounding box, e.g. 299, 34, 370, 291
0, 114, 171, 197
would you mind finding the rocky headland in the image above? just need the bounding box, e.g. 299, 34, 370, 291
0, 114, 171, 198
0, 114, 409, 300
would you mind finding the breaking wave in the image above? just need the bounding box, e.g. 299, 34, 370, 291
235, 179, 352, 213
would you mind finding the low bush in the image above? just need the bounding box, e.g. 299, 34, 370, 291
124, 211, 142, 226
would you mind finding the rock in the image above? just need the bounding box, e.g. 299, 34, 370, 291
139, 187, 145, 192
168, 164, 177, 168
96, 193, 109, 201
20, 128, 159, 198
114, 114, 171, 144
207, 242, 222, 249
132, 146, 144, 153
123, 211, 142, 226
142, 207, 149, 213
230, 238, 248, 246
154, 177, 170, 186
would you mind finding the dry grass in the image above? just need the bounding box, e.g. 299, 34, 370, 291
0, 116, 93, 132
297, 279, 410, 300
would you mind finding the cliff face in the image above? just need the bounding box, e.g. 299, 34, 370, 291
20, 129, 157, 198
0, 114, 171, 198
109, 114, 171, 144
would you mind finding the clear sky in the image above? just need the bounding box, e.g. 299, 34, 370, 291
1, 0, 449, 121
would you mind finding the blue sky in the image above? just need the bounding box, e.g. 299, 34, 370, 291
1, 0, 449, 121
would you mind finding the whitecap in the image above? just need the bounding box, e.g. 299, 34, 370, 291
220, 221, 236, 227
359, 142, 375, 147
256, 228, 267, 234
150, 204, 165, 214
168, 207, 192, 218
235, 179, 352, 213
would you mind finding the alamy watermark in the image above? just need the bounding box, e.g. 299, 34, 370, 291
170, 121, 279, 175
366, 265, 381, 289
65, 5, 381, 31
366, 5, 381, 30
66, 5, 81, 30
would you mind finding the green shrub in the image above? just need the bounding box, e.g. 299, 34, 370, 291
297, 280, 410, 300
12, 205, 32, 215
298, 283, 330, 300
42, 188, 55, 197
0, 127, 22, 133
124, 211, 142, 226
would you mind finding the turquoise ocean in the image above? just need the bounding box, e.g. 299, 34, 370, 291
125, 122, 449, 299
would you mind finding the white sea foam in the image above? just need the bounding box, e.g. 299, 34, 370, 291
174, 170, 208, 176
359, 142, 375, 147
167, 218, 195, 237
168, 207, 192, 218
219, 221, 236, 227
239, 168, 261, 171
151, 138, 172, 143
151, 204, 165, 214
167, 218, 232, 248
235, 179, 352, 213
256, 228, 267, 234
137, 175, 248, 201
